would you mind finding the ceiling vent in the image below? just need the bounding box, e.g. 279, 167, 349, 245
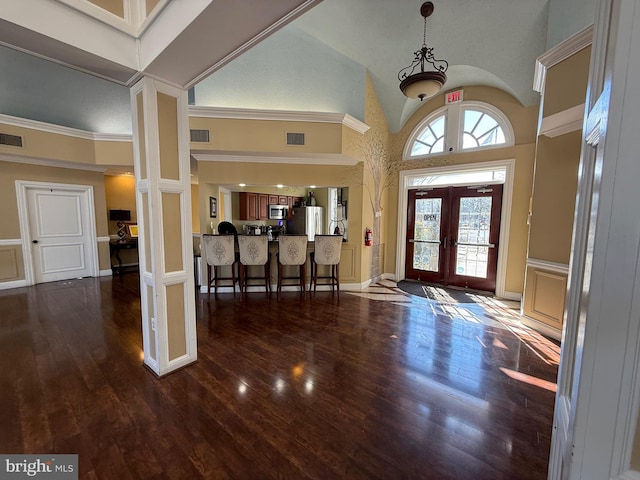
190, 129, 210, 143
286, 132, 305, 146
0, 133, 23, 148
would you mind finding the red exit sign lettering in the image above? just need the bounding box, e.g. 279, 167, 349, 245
446, 90, 463, 104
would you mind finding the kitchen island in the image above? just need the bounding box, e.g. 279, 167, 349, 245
197, 236, 356, 293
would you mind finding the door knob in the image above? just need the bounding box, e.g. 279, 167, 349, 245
32, 240, 39, 244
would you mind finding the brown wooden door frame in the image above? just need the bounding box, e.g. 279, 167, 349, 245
405, 188, 450, 283
446, 185, 503, 292
405, 184, 503, 292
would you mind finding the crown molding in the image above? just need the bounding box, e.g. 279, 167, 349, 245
0, 153, 108, 172
192, 152, 359, 166
188, 106, 370, 134
0, 113, 133, 142
539, 104, 585, 138
534, 25, 594, 93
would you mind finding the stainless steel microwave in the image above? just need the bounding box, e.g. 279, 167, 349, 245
268, 204, 288, 220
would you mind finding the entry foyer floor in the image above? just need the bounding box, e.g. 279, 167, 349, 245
0, 275, 559, 479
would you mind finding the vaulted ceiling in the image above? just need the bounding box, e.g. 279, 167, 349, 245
0, 0, 590, 134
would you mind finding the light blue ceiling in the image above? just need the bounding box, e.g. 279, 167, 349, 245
193, 25, 366, 121
0, 0, 597, 135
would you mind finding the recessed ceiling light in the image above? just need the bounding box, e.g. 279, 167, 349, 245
276, 184, 284, 188
239, 183, 246, 187
310, 185, 317, 188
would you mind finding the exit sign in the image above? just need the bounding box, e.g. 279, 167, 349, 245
446, 89, 463, 104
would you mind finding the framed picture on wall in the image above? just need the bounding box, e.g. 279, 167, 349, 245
209, 196, 217, 218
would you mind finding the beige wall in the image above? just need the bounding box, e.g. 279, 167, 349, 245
104, 175, 137, 235
0, 161, 111, 280
189, 117, 344, 155
527, 132, 582, 264
94, 139, 134, 166
87, 0, 124, 17
385, 85, 538, 294
543, 47, 592, 118
522, 46, 590, 328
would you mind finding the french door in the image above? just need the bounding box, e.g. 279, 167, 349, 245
405, 184, 503, 292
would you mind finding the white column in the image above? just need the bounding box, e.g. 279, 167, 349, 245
130, 77, 197, 376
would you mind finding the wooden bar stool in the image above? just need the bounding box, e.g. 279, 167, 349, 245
201, 234, 238, 300
310, 234, 343, 294
277, 235, 308, 295
238, 235, 271, 296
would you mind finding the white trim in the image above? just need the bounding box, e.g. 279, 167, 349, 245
15, 180, 99, 286
0, 113, 133, 142
54, 0, 137, 35
0, 154, 108, 173
191, 152, 359, 166
382, 273, 397, 281
97, 236, 110, 243
539, 104, 586, 138
0, 280, 28, 291
521, 315, 562, 341
0, 239, 22, 246
188, 106, 370, 134
99, 269, 113, 277
403, 101, 515, 160
395, 159, 516, 299
615, 471, 640, 480
533, 25, 594, 93
526, 258, 570, 275
501, 290, 522, 301
185, 0, 322, 89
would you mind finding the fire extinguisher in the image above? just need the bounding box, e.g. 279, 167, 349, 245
365, 227, 372, 246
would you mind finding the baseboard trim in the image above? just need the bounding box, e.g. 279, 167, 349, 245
0, 279, 28, 290
500, 290, 522, 301
615, 469, 640, 480
521, 315, 562, 341
99, 269, 113, 277
382, 273, 397, 281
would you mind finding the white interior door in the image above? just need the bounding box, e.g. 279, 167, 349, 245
26, 186, 94, 283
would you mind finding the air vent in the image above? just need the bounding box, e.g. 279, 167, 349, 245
190, 129, 210, 143
286, 132, 305, 146
0, 133, 23, 147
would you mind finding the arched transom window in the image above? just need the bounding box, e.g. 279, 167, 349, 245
404, 101, 514, 160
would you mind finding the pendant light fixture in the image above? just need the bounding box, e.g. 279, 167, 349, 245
398, 2, 448, 101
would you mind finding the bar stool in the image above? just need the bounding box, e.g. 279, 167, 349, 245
310, 235, 343, 294
238, 235, 271, 295
277, 235, 308, 295
201, 234, 238, 300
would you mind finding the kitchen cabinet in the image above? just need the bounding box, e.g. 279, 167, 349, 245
258, 194, 269, 220
287, 196, 294, 218
268, 195, 279, 205
278, 196, 288, 205
239, 192, 258, 220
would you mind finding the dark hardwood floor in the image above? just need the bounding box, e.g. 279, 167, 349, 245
0, 274, 559, 479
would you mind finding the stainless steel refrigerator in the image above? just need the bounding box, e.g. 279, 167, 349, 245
288, 206, 324, 241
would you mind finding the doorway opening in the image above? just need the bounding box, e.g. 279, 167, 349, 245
396, 160, 515, 298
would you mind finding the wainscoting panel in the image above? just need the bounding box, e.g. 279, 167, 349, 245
523, 264, 568, 329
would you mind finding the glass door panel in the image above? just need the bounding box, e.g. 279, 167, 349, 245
406, 185, 503, 292
413, 198, 442, 272
448, 186, 502, 291
405, 189, 448, 283
454, 196, 492, 278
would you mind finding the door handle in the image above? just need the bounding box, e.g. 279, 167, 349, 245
32, 240, 39, 244
442, 236, 447, 250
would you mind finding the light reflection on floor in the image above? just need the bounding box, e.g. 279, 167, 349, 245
345, 280, 561, 368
